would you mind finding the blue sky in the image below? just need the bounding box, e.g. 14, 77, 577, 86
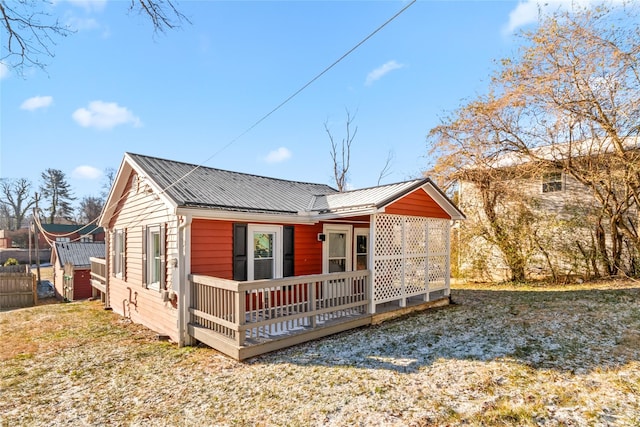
0, 0, 602, 203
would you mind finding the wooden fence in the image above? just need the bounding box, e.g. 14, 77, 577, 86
0, 265, 37, 310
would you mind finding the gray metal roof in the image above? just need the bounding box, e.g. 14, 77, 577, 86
128, 153, 339, 214
122, 153, 464, 220
311, 179, 426, 212
54, 242, 106, 268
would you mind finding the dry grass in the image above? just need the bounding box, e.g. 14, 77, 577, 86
1, 280, 640, 426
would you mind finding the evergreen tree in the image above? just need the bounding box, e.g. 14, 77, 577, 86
39, 169, 75, 224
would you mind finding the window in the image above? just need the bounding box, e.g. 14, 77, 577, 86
247, 225, 282, 280
145, 225, 164, 290
56, 237, 70, 243
542, 172, 563, 193
80, 234, 93, 243
354, 229, 369, 271
114, 229, 125, 278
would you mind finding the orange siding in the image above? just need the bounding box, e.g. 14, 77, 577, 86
385, 188, 451, 219
191, 219, 233, 279
189, 220, 350, 278
293, 223, 324, 276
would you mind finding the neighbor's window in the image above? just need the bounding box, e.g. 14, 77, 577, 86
146, 225, 163, 290
114, 229, 125, 278
542, 172, 563, 193
56, 237, 70, 243
80, 234, 93, 243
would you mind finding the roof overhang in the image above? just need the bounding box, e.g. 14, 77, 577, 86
99, 153, 178, 228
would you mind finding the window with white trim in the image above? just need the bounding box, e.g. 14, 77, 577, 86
114, 229, 125, 278
145, 225, 163, 290
354, 228, 369, 271
542, 172, 563, 193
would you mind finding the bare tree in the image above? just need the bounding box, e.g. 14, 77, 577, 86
101, 167, 117, 199
325, 109, 357, 192
1, 0, 189, 75
0, 178, 35, 230
77, 196, 104, 224
377, 150, 394, 185
428, 4, 640, 280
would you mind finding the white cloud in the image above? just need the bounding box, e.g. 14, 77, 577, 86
502, 1, 540, 35
502, 0, 626, 35
66, 0, 107, 13
72, 165, 103, 180
67, 16, 101, 31
365, 60, 405, 86
72, 101, 142, 130
265, 147, 292, 163
0, 62, 9, 80
20, 96, 53, 111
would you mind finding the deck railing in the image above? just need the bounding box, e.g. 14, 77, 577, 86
89, 257, 107, 301
188, 270, 371, 359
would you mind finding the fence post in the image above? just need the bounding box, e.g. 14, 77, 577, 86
32, 273, 37, 306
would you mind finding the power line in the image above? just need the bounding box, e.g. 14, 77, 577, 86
80, 0, 417, 230
159, 0, 417, 195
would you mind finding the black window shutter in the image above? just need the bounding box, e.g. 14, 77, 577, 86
233, 223, 247, 281
283, 225, 294, 277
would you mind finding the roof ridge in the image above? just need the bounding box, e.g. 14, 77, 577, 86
326, 178, 426, 196
126, 152, 338, 190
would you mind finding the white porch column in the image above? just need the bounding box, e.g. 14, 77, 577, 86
369, 214, 376, 314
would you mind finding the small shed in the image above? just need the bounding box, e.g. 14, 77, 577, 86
51, 242, 106, 301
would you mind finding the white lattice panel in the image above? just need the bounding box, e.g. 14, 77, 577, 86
405, 217, 428, 256
373, 258, 403, 301
428, 219, 448, 255
373, 215, 450, 306
404, 256, 427, 294
374, 215, 403, 257
428, 255, 447, 289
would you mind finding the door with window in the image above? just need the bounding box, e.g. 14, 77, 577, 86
248, 225, 282, 280
323, 225, 353, 273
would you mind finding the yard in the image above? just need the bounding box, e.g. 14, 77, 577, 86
1, 280, 639, 426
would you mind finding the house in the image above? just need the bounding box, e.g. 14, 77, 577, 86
91, 152, 464, 360
52, 241, 106, 301
39, 223, 105, 248
456, 138, 639, 281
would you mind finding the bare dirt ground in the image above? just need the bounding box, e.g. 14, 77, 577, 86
1, 279, 639, 426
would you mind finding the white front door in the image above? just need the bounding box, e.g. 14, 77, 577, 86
322, 225, 353, 274
248, 224, 282, 280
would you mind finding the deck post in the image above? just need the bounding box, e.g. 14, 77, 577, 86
310, 281, 317, 328
235, 288, 245, 347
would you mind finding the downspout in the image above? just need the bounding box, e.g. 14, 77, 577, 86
176, 214, 192, 347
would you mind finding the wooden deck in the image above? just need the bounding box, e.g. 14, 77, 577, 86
188, 271, 372, 360
89, 257, 107, 302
